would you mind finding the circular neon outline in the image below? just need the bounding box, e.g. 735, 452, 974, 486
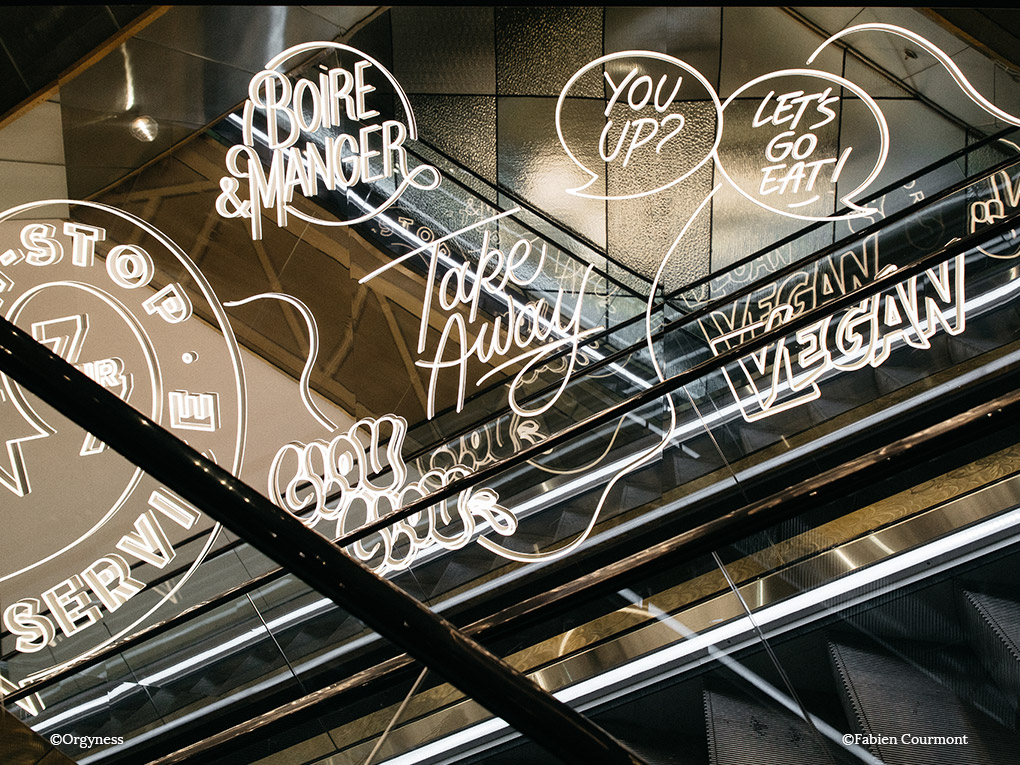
1, 281, 161, 582
0, 199, 247, 682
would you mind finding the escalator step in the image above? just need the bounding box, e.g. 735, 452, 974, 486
829, 640, 1019, 764
961, 589, 1020, 719
703, 688, 829, 765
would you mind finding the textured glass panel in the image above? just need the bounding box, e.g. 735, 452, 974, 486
718, 7, 842, 98
392, 7, 495, 95
607, 103, 718, 294
407, 95, 497, 183
498, 96, 607, 248
495, 6, 603, 97
843, 99, 965, 196
605, 6, 722, 91
710, 101, 833, 271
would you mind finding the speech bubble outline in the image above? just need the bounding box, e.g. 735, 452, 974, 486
716, 68, 889, 222
810, 23, 1020, 130
556, 50, 723, 200
220, 42, 442, 236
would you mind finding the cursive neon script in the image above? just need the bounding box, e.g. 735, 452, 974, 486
415, 228, 602, 419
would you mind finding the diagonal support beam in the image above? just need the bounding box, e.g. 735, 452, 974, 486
0, 315, 643, 765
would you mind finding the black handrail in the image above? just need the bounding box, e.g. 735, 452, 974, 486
10, 208, 1016, 762
0, 320, 645, 765
7, 165, 1018, 714
399, 134, 1020, 457
133, 365, 1020, 765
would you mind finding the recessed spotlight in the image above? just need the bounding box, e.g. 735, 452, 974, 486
130, 115, 159, 142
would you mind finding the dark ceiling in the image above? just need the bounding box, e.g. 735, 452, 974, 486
0, 5, 156, 126
5, 7, 1020, 131
924, 8, 1020, 72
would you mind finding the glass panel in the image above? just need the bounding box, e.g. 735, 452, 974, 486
713, 447, 1020, 764
329, 551, 746, 764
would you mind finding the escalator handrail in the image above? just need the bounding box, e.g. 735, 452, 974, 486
400, 146, 1020, 463
0, 319, 646, 765
7, 153, 1016, 694
6, 203, 1018, 712
335, 210, 1020, 547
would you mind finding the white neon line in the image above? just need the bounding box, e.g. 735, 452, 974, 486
716, 68, 889, 222
237, 114, 650, 393
31, 595, 336, 731
224, 292, 336, 431
713, 263, 1020, 417
509, 451, 647, 518
85, 266, 1007, 703
31, 267, 1016, 739
358, 208, 522, 284
808, 24, 1020, 128
646, 184, 722, 384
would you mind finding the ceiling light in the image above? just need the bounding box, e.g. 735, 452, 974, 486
130, 115, 159, 142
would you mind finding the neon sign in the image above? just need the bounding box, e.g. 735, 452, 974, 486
216, 42, 441, 240
716, 69, 889, 220
969, 166, 1020, 260
269, 415, 518, 575
0, 200, 245, 705
556, 51, 721, 200
8, 20, 1020, 712
709, 255, 966, 422
414, 227, 601, 419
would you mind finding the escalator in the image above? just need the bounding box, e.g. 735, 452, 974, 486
4, 46, 1020, 763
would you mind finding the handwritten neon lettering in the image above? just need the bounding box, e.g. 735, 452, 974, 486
268, 416, 516, 574
217, 42, 439, 239
710, 254, 966, 421
698, 235, 880, 348
415, 229, 601, 419
1, 490, 199, 652
558, 51, 721, 200
752, 88, 839, 131
969, 167, 1020, 259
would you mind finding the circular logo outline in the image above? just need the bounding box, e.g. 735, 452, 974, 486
0, 199, 247, 681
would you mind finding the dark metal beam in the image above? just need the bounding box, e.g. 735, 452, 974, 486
0, 317, 644, 765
